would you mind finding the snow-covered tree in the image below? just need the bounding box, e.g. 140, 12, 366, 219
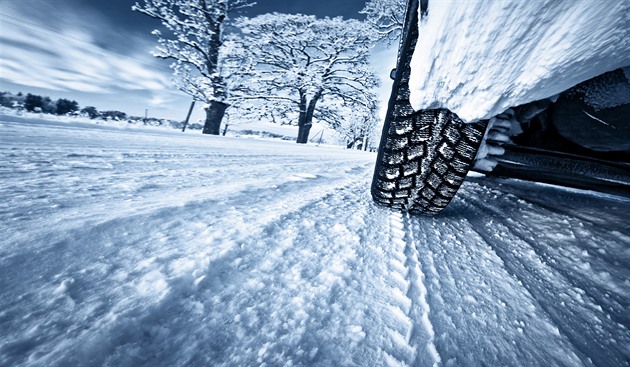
360, 0, 407, 43
132, 0, 254, 135
229, 14, 380, 144
325, 93, 380, 150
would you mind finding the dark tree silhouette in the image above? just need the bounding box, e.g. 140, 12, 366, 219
55, 99, 79, 115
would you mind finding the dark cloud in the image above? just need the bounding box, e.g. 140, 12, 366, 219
241, 0, 366, 18
80, 0, 367, 33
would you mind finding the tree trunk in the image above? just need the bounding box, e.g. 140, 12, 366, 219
296, 92, 309, 144
296, 90, 322, 144
199, 3, 227, 136
202, 100, 229, 135
297, 122, 312, 144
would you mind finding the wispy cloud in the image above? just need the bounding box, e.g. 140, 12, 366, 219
148, 92, 175, 107
0, 1, 172, 94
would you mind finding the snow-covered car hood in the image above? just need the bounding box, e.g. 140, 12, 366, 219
408, 0, 630, 123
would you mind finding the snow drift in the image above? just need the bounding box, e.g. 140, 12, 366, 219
408, 0, 630, 122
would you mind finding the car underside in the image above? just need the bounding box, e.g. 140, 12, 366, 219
478, 67, 630, 197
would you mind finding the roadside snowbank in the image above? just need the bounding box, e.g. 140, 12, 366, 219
0, 109, 343, 145
408, 0, 630, 122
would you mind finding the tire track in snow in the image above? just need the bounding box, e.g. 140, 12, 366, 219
378, 212, 416, 367
13, 170, 382, 367
401, 213, 441, 367
376, 212, 441, 367
143, 177, 379, 366
1, 162, 376, 366
458, 184, 630, 367
465, 176, 630, 230
1, 153, 368, 252
406, 209, 584, 366
222, 187, 371, 366
466, 193, 629, 327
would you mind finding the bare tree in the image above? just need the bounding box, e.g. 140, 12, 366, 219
132, 0, 254, 135
360, 0, 407, 43
228, 14, 380, 144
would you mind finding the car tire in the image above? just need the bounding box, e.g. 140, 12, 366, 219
371, 0, 487, 215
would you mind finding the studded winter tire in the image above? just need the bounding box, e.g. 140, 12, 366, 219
370, 0, 487, 215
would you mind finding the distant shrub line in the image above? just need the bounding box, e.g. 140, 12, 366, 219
0, 91, 201, 130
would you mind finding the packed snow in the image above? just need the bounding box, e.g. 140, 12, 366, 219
408, 0, 630, 122
1, 115, 629, 366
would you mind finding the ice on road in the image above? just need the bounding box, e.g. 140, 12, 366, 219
1, 116, 629, 366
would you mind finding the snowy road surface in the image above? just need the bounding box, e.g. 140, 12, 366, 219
1, 115, 629, 366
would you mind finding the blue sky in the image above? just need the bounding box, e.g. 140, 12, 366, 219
0, 0, 394, 121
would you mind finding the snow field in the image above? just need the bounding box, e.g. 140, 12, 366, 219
1, 115, 629, 366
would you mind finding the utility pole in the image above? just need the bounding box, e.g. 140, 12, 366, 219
182, 100, 196, 132
309, 130, 324, 146
221, 111, 230, 136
